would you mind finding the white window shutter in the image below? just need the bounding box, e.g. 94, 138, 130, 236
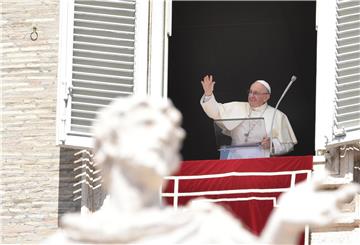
57, 0, 153, 148
333, 0, 360, 145
315, 0, 338, 150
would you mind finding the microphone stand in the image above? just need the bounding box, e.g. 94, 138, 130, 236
269, 76, 297, 155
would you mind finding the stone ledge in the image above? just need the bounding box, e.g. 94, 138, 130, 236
311, 227, 360, 244
312, 159, 354, 187
311, 214, 360, 232
313, 155, 326, 164
319, 175, 353, 188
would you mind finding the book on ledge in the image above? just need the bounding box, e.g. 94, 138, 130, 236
214, 117, 269, 159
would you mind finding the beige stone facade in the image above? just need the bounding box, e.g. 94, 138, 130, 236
0, 1, 82, 243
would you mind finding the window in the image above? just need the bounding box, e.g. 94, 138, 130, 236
57, 0, 171, 148
333, 0, 360, 144
315, 0, 360, 150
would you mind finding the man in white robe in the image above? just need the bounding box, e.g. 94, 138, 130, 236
200, 75, 297, 157
44, 95, 359, 244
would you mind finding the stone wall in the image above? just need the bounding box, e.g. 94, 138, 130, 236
0, 1, 81, 243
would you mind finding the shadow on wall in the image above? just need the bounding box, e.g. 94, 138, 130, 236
58, 148, 107, 225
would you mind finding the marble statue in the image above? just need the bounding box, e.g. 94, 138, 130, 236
45, 95, 359, 244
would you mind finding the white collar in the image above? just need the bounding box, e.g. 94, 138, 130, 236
250, 103, 268, 112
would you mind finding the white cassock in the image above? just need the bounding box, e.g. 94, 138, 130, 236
200, 94, 297, 156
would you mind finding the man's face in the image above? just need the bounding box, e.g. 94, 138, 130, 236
247, 82, 270, 108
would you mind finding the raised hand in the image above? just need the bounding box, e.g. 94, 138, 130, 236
201, 75, 215, 96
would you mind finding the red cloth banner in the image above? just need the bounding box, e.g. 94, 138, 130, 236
162, 156, 313, 237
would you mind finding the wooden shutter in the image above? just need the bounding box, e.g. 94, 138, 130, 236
57, 0, 148, 148
57, 0, 170, 148
334, 0, 360, 142
70, 0, 136, 134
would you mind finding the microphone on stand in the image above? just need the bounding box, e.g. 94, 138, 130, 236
269, 75, 297, 155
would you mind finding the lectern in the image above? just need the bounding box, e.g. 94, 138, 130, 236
214, 117, 269, 159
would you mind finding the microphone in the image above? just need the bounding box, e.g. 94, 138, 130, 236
269, 75, 297, 155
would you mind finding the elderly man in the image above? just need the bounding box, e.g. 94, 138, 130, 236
200, 74, 297, 156
44, 95, 360, 244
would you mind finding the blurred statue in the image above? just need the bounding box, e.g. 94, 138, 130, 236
45, 95, 359, 244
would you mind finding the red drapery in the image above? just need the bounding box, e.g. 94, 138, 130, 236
163, 155, 313, 237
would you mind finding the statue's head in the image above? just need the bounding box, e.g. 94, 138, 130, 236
93, 95, 185, 194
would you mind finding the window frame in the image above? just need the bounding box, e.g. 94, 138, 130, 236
315, 0, 360, 151
56, 0, 170, 149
